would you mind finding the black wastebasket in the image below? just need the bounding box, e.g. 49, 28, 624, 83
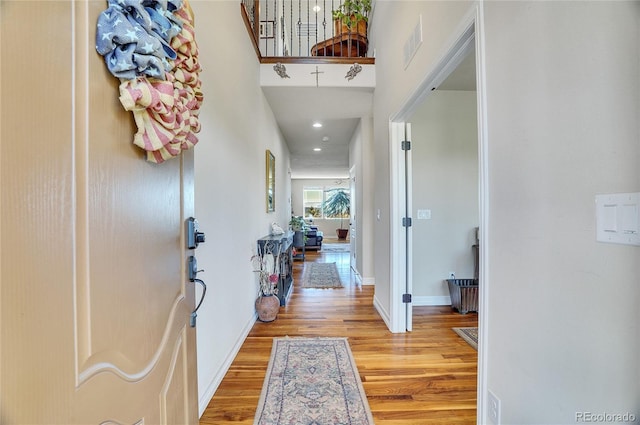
446, 278, 478, 314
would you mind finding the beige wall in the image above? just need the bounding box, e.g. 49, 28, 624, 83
368, 0, 474, 336
370, 0, 640, 422
482, 1, 639, 422
190, 1, 292, 414
349, 117, 376, 284
410, 90, 478, 301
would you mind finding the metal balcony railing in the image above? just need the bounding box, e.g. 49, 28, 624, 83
241, 0, 374, 63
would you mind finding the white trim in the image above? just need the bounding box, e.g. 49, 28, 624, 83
474, 2, 490, 424
361, 277, 375, 286
405, 123, 413, 332
198, 313, 257, 417
351, 264, 375, 286
352, 268, 363, 285
372, 294, 392, 331
388, 122, 407, 333
412, 295, 452, 307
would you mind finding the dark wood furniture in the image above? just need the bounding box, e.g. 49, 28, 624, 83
311, 33, 368, 57
257, 232, 294, 306
292, 231, 305, 262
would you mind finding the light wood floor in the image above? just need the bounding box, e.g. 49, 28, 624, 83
200, 243, 478, 424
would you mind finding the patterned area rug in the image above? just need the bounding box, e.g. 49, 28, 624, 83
254, 337, 374, 425
301, 262, 344, 288
453, 327, 478, 350
321, 243, 350, 253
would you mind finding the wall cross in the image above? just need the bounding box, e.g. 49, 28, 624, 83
310, 66, 324, 87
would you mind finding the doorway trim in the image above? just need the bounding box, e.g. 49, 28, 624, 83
388, 4, 490, 423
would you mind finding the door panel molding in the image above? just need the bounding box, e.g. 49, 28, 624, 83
77, 294, 186, 385
72, 0, 187, 387
70, 2, 197, 423
160, 326, 190, 424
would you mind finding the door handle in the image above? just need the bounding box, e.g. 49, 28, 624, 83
188, 255, 206, 327
187, 217, 206, 249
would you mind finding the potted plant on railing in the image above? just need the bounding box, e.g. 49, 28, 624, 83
323, 188, 350, 240
251, 244, 281, 322
332, 0, 372, 37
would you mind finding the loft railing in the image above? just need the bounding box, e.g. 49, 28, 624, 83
241, 0, 374, 63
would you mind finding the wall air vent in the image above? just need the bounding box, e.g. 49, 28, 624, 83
403, 15, 423, 69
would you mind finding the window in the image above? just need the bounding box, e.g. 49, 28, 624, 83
302, 186, 350, 219
303, 188, 323, 218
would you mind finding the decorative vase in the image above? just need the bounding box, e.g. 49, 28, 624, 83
334, 17, 367, 37
336, 228, 349, 240
255, 295, 280, 322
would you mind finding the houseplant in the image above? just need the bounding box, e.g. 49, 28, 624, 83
251, 244, 281, 322
332, 0, 372, 37
289, 215, 307, 232
289, 215, 308, 257
323, 188, 350, 240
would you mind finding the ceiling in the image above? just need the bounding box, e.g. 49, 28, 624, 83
262, 86, 374, 179
261, 48, 476, 179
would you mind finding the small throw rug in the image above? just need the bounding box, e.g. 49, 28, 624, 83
254, 337, 374, 425
301, 262, 344, 288
453, 327, 478, 350
322, 243, 350, 253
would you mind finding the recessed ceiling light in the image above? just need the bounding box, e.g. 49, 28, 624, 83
313, 148, 322, 152
312, 122, 322, 128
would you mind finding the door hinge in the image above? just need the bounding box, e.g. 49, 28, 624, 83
402, 217, 412, 227
401, 140, 411, 150
402, 293, 412, 303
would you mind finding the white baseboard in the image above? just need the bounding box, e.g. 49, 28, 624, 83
412, 295, 451, 306
361, 276, 375, 285
373, 294, 391, 330
198, 312, 258, 417
351, 266, 374, 286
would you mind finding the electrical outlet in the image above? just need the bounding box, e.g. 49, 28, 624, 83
487, 390, 501, 424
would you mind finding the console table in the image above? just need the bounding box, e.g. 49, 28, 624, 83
257, 232, 294, 306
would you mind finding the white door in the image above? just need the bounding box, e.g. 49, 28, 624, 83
389, 121, 413, 332
349, 166, 357, 273
403, 123, 414, 332
0, 1, 199, 423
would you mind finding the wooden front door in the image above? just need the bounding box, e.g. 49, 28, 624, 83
0, 1, 198, 423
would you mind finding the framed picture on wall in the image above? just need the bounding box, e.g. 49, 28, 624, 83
266, 150, 275, 212
259, 21, 275, 39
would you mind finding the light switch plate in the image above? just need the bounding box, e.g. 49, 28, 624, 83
595, 192, 640, 246
417, 209, 431, 220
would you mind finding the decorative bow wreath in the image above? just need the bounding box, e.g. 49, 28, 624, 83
96, 0, 203, 163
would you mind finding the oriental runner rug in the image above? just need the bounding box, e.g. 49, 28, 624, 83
452, 327, 478, 350
301, 262, 344, 288
253, 337, 374, 425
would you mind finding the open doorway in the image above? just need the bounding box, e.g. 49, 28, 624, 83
388, 9, 490, 421
389, 22, 479, 332
408, 46, 478, 316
